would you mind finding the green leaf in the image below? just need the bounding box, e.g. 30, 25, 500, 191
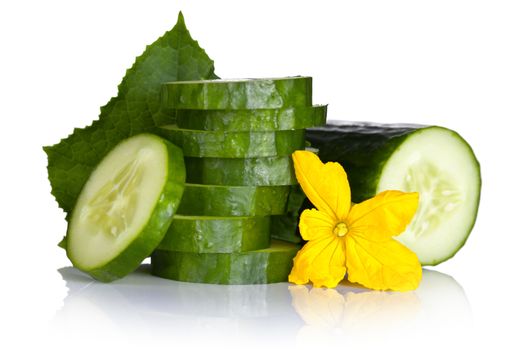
44, 12, 218, 214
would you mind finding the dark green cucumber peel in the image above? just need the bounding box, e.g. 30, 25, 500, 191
151, 240, 300, 284
161, 77, 312, 110
177, 184, 290, 216
271, 185, 306, 244
66, 135, 186, 282
158, 127, 306, 158
158, 215, 271, 253
158, 105, 327, 131
306, 122, 481, 265
185, 156, 297, 186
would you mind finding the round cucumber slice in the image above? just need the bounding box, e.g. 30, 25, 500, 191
376, 127, 481, 266
185, 156, 297, 186
177, 184, 290, 216
271, 185, 305, 244
66, 134, 186, 282
161, 77, 312, 110
160, 105, 327, 131
151, 240, 300, 284
158, 215, 270, 253
158, 127, 305, 158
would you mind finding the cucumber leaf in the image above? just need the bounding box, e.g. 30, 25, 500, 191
44, 12, 218, 214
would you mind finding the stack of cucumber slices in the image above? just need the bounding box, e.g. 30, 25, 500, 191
153, 77, 327, 284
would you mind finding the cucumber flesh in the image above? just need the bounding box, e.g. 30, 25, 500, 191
307, 123, 481, 266
66, 134, 186, 282
185, 156, 297, 186
158, 215, 271, 253
161, 77, 312, 110
151, 240, 300, 284
376, 127, 481, 265
158, 127, 305, 158
177, 184, 290, 216
159, 105, 327, 131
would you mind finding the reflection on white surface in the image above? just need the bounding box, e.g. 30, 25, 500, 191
53, 266, 471, 348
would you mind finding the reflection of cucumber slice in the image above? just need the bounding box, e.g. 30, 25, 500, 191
185, 156, 297, 186
307, 123, 481, 265
158, 127, 305, 158
66, 134, 186, 282
151, 240, 300, 284
158, 215, 270, 253
177, 184, 290, 216
160, 105, 326, 131
161, 77, 312, 110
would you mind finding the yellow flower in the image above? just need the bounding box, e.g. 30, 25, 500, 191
289, 150, 422, 291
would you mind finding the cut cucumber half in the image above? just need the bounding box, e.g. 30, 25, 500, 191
307, 123, 481, 265
158, 215, 270, 253
161, 77, 312, 110
177, 184, 290, 216
151, 240, 300, 284
158, 126, 305, 158
66, 134, 186, 282
159, 105, 327, 131
185, 156, 297, 186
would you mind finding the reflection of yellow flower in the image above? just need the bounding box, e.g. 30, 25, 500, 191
289, 151, 422, 291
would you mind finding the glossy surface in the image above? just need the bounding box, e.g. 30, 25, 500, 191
158, 215, 271, 253
185, 155, 297, 186
161, 77, 312, 109
159, 127, 306, 158
159, 105, 326, 131
151, 241, 300, 284
177, 184, 290, 216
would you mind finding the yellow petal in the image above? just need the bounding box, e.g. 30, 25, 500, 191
348, 190, 419, 241
292, 150, 351, 221
345, 235, 422, 291
289, 235, 346, 288
298, 209, 335, 241
289, 285, 345, 329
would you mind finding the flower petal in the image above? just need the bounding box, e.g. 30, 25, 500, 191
292, 150, 351, 221
298, 209, 335, 241
289, 236, 346, 288
345, 235, 422, 291
348, 190, 419, 241
289, 285, 345, 329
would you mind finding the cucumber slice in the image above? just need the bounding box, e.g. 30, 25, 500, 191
185, 156, 297, 186
151, 240, 300, 284
158, 215, 270, 253
160, 105, 327, 131
271, 185, 305, 244
161, 77, 312, 110
66, 134, 186, 282
158, 127, 305, 158
177, 184, 290, 216
307, 123, 481, 265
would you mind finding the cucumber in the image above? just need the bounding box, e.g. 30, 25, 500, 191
306, 122, 481, 266
158, 126, 305, 158
66, 134, 186, 282
185, 156, 297, 186
151, 240, 300, 284
160, 105, 327, 131
270, 185, 305, 244
177, 184, 290, 216
161, 77, 312, 110
158, 215, 270, 253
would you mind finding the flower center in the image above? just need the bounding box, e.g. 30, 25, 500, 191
333, 222, 349, 237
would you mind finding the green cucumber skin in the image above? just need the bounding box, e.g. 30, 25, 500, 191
161, 77, 312, 110
270, 186, 306, 244
158, 215, 271, 253
306, 123, 422, 203
306, 122, 482, 266
177, 184, 290, 216
185, 156, 297, 186
158, 127, 306, 158
159, 105, 327, 131
66, 135, 186, 282
151, 241, 300, 284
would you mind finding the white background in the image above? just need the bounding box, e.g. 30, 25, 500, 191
1, 0, 524, 349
